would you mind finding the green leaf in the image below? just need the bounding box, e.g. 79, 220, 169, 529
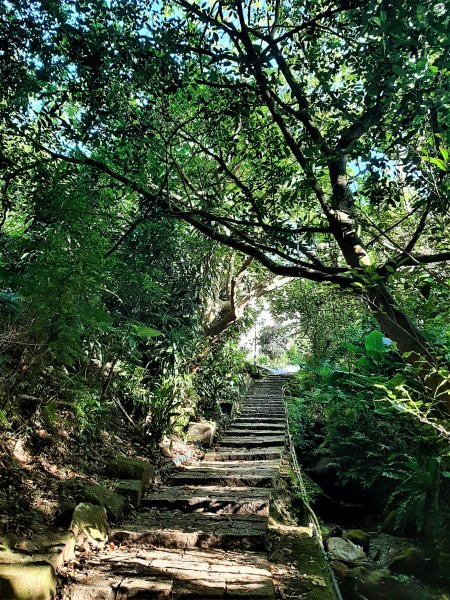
130, 322, 163, 339
425, 156, 447, 171
364, 330, 386, 356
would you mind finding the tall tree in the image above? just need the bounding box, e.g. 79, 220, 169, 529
2, 0, 450, 406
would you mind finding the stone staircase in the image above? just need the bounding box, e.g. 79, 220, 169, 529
63, 376, 287, 599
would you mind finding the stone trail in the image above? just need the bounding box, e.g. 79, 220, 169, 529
63, 376, 287, 599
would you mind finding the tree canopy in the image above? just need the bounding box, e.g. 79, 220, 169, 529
2, 0, 450, 405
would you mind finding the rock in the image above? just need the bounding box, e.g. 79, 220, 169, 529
345, 529, 370, 553
109, 457, 155, 488
83, 484, 129, 521
187, 421, 217, 446
331, 561, 349, 578
71, 503, 108, 545
115, 480, 142, 508
0, 526, 76, 570
0, 561, 56, 600
327, 537, 367, 564
389, 546, 429, 580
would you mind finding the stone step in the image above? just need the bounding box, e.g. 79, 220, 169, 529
240, 406, 285, 411
239, 413, 285, 419
204, 448, 284, 462
244, 401, 284, 406
219, 436, 285, 448
229, 423, 285, 430
111, 510, 267, 551
240, 405, 286, 417
63, 547, 274, 599
234, 417, 285, 423
239, 406, 286, 417
226, 428, 285, 437
170, 463, 278, 487
142, 486, 272, 516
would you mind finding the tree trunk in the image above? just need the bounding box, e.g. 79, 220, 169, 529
365, 281, 450, 410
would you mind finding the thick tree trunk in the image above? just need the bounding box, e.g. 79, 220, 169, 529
365, 281, 450, 410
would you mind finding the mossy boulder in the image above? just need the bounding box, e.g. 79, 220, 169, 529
327, 537, 367, 565
70, 502, 107, 545
187, 421, 216, 446
0, 526, 75, 570
108, 457, 155, 488
389, 546, 430, 581
82, 484, 129, 521
345, 529, 370, 553
0, 561, 56, 600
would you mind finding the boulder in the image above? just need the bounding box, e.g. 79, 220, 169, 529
115, 480, 142, 508
0, 561, 56, 600
83, 484, 129, 521
70, 503, 108, 545
389, 546, 429, 581
187, 421, 216, 446
327, 537, 367, 565
108, 457, 155, 488
345, 529, 370, 553
337, 563, 439, 600
0, 526, 75, 570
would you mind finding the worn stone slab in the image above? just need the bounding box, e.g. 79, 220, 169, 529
234, 417, 285, 423
226, 429, 285, 437
63, 577, 116, 600
116, 576, 173, 599
240, 407, 285, 413
229, 423, 285, 430
111, 510, 267, 550
203, 448, 284, 462
238, 414, 285, 420
219, 436, 285, 448
171, 463, 278, 488
181, 460, 280, 470
142, 486, 271, 515
63, 548, 273, 600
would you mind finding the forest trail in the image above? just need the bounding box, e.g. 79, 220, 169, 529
63, 376, 292, 599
